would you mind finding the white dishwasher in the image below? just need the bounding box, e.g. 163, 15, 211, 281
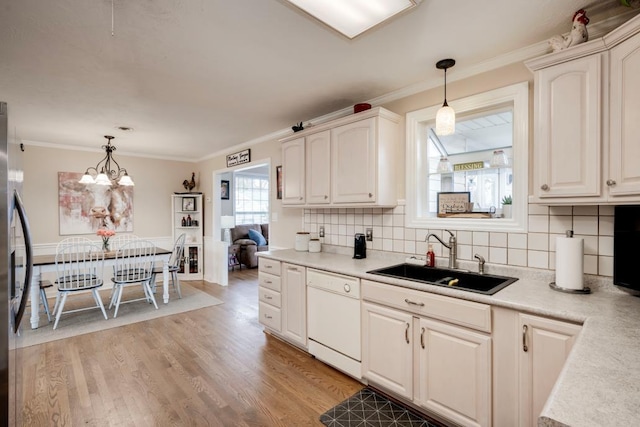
306, 268, 361, 379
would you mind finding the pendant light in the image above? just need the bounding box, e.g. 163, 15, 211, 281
79, 135, 134, 186
435, 58, 456, 136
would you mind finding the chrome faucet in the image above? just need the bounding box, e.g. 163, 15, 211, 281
474, 254, 486, 275
426, 230, 457, 269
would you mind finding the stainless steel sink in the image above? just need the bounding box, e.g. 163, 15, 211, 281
367, 263, 518, 295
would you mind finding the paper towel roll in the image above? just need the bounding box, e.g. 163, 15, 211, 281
555, 236, 584, 290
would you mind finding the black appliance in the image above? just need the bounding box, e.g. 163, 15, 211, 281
614, 205, 640, 292
353, 233, 366, 259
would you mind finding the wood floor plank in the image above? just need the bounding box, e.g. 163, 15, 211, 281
19, 268, 362, 425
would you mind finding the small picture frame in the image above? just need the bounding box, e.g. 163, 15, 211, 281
182, 196, 196, 211
276, 166, 282, 200
221, 180, 230, 200
437, 192, 470, 215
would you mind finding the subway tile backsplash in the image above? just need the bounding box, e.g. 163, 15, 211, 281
303, 204, 615, 278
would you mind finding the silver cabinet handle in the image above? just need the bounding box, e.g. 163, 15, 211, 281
420, 327, 426, 349
404, 298, 425, 307
368, 193, 373, 198
288, 267, 298, 272
265, 265, 272, 269
523, 324, 528, 352
324, 195, 328, 199
606, 179, 616, 186
299, 197, 303, 200
264, 314, 273, 319
541, 184, 549, 191
264, 295, 272, 300
344, 284, 351, 293
264, 280, 272, 284
405, 323, 410, 344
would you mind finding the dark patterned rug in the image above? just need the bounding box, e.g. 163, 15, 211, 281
320, 387, 444, 427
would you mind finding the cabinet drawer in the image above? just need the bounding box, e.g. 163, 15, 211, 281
259, 286, 281, 308
259, 302, 281, 331
362, 280, 491, 333
259, 272, 281, 292
259, 258, 281, 275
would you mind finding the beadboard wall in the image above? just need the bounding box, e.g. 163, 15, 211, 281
303, 204, 614, 277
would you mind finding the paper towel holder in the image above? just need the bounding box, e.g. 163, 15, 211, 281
549, 282, 591, 294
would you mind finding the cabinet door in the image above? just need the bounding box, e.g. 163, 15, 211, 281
178, 244, 202, 280
282, 138, 305, 205
416, 318, 492, 427
305, 130, 331, 204
331, 117, 377, 203
282, 263, 307, 347
519, 314, 581, 427
609, 31, 640, 197
362, 302, 413, 399
533, 54, 603, 199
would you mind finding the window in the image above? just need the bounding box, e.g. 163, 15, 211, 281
234, 173, 269, 225
406, 82, 529, 232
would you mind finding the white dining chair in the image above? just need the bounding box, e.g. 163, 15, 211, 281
53, 237, 108, 330
150, 233, 186, 299
109, 239, 157, 318
109, 234, 140, 251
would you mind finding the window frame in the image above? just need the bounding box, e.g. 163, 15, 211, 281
405, 82, 529, 232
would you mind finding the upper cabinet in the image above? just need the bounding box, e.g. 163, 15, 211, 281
526, 14, 640, 204
280, 107, 400, 208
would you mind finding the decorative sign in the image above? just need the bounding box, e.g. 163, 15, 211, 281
437, 192, 471, 215
453, 161, 485, 172
226, 149, 251, 167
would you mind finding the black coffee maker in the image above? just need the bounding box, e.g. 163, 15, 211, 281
353, 233, 366, 259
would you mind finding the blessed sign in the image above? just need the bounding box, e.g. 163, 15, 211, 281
226, 149, 251, 167
453, 161, 485, 172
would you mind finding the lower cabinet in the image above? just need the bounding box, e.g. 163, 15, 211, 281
282, 263, 307, 347
362, 280, 492, 427
518, 313, 581, 427
259, 260, 307, 349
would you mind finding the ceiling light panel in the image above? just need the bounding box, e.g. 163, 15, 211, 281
287, 0, 420, 39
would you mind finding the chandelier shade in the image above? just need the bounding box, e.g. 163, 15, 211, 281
435, 58, 456, 136
79, 135, 134, 186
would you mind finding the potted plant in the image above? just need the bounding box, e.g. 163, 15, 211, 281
501, 195, 513, 218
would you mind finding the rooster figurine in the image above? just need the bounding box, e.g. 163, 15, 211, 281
183, 172, 196, 192
549, 9, 590, 53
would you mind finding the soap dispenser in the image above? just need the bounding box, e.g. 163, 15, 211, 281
426, 244, 435, 267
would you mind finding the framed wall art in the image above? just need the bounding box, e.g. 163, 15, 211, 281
276, 165, 282, 200
221, 180, 230, 200
58, 171, 134, 235
182, 196, 196, 211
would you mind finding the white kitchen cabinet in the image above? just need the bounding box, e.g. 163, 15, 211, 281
171, 194, 203, 280
331, 118, 377, 203
519, 314, 581, 427
362, 301, 413, 400
258, 258, 282, 332
279, 107, 400, 208
305, 130, 331, 204
416, 318, 491, 427
362, 280, 492, 427
281, 263, 307, 348
526, 13, 640, 204
281, 137, 305, 205
529, 54, 603, 200
608, 29, 640, 197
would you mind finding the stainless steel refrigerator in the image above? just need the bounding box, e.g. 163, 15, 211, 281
1, 101, 33, 425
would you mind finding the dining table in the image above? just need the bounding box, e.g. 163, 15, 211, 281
30, 248, 172, 329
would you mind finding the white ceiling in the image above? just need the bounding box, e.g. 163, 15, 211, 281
0, 0, 634, 161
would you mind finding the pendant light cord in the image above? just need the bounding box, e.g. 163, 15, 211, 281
443, 67, 448, 107
111, 0, 115, 36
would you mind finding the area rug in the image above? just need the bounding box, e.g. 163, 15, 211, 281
18, 282, 223, 348
320, 387, 443, 427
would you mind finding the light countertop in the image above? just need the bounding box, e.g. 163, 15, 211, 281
259, 248, 640, 427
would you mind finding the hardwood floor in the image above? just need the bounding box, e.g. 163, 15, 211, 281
18, 269, 362, 426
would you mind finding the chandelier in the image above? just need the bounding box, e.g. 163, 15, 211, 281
79, 135, 134, 186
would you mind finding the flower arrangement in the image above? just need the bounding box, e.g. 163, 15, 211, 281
97, 228, 116, 251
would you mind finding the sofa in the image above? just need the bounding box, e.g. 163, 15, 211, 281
230, 223, 269, 268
